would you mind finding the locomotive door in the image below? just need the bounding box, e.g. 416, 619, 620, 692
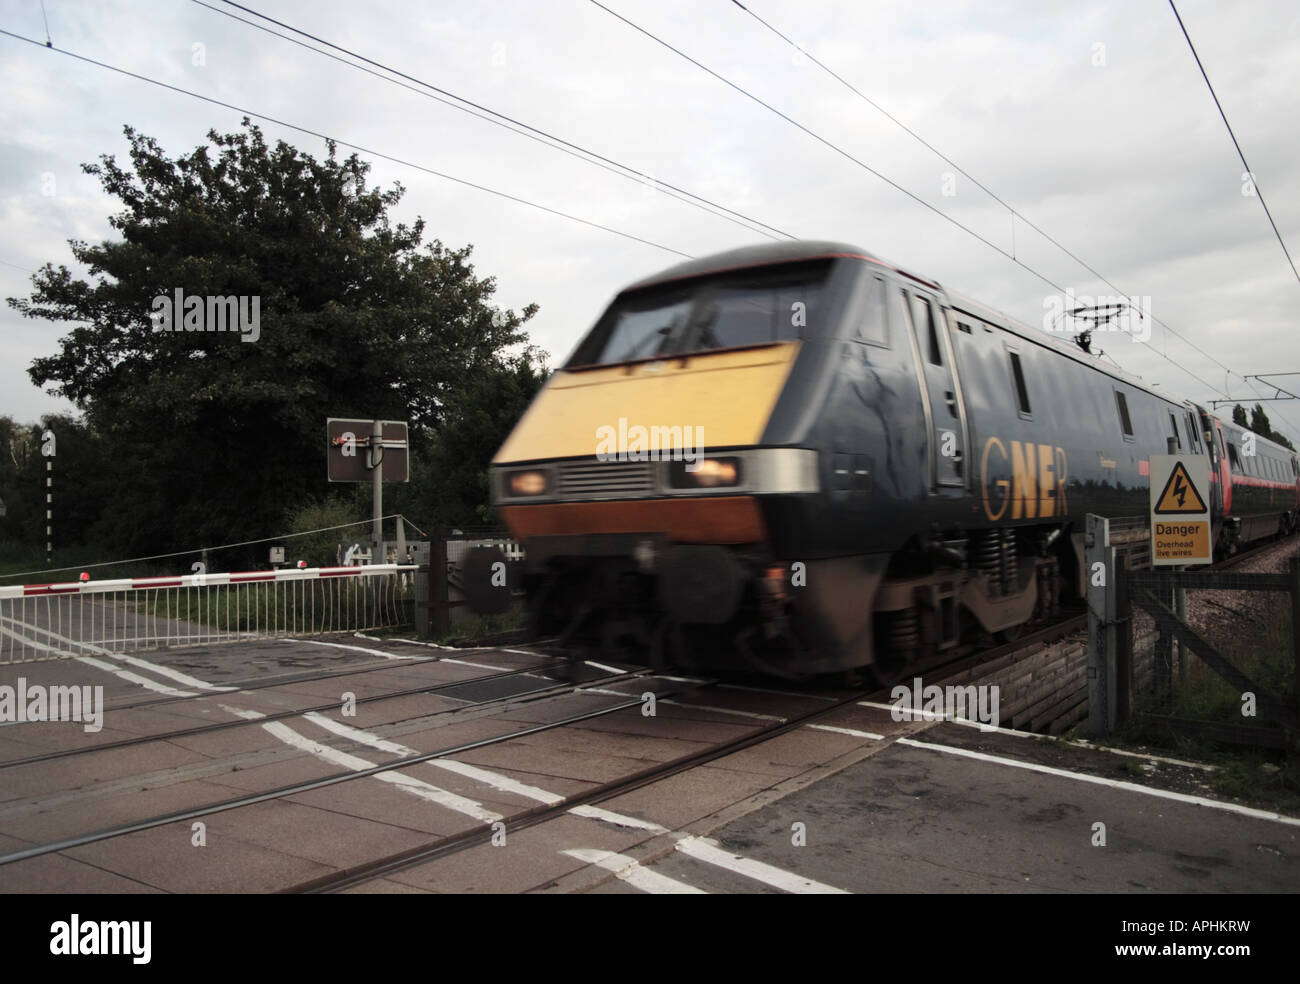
902, 287, 967, 489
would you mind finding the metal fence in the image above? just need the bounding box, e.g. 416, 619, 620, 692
1088, 512, 1300, 748
0, 564, 416, 664
1122, 563, 1300, 748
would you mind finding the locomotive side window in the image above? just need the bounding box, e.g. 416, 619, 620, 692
1184, 412, 1198, 452
1167, 413, 1182, 451
852, 276, 889, 347
1008, 351, 1031, 416
1115, 390, 1134, 439
910, 294, 942, 366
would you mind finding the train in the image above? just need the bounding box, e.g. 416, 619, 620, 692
467, 241, 1299, 681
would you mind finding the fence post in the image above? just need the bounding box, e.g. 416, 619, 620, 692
1291, 557, 1300, 744
1086, 514, 1116, 737
1115, 552, 1132, 727
431, 529, 450, 637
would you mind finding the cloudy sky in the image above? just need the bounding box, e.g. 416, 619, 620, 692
2, 0, 1298, 436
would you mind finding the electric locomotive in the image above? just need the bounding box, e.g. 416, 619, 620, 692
470, 241, 1299, 679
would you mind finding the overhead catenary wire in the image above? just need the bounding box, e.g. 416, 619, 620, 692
1169, 0, 1299, 288
724, 1, 1252, 385
205, 0, 793, 243
0, 28, 695, 260
0, 515, 407, 581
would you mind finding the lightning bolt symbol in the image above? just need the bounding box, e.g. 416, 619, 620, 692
1173, 473, 1187, 507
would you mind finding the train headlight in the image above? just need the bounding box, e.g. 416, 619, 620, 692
669, 457, 741, 489
506, 469, 550, 497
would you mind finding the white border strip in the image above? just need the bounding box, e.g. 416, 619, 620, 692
896, 737, 1300, 827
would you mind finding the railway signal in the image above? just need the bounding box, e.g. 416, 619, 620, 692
326, 418, 410, 564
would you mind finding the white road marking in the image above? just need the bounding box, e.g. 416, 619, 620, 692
219, 704, 267, 720
675, 836, 849, 893
939, 717, 1221, 771
304, 712, 414, 757
104, 653, 237, 691
303, 713, 566, 804
438, 657, 511, 671
280, 638, 422, 661
662, 700, 785, 722
430, 759, 565, 805
896, 737, 1300, 827
0, 619, 76, 657
74, 655, 198, 697
857, 699, 949, 721
261, 720, 502, 823
569, 805, 668, 833
860, 700, 1219, 771
0, 612, 233, 692
353, 632, 491, 652
808, 724, 885, 741
563, 848, 706, 894
583, 659, 627, 674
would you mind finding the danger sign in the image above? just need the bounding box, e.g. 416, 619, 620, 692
1149, 455, 1211, 565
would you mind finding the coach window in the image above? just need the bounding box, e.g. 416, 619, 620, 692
853, 276, 890, 347
1115, 390, 1134, 440
1008, 350, 1031, 417
1228, 442, 1241, 473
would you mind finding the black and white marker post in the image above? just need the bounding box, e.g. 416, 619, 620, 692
41, 428, 54, 566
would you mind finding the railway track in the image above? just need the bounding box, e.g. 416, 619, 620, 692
0, 649, 625, 771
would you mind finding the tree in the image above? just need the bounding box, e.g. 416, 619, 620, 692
1250, 404, 1271, 437
1232, 404, 1248, 428
8, 121, 546, 564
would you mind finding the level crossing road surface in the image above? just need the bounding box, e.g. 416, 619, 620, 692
0, 632, 1295, 894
